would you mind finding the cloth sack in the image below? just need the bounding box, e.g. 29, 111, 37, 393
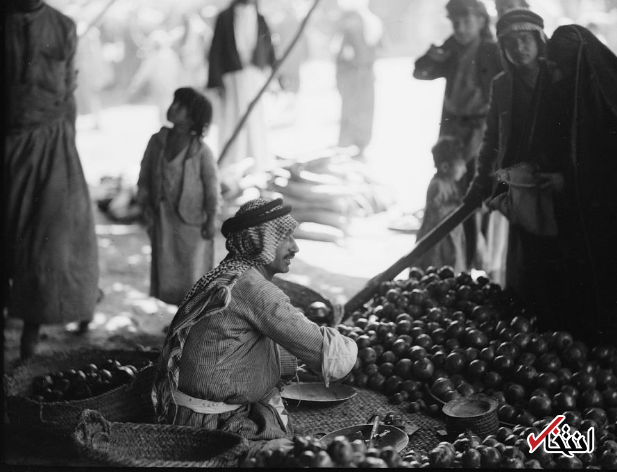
489, 162, 559, 237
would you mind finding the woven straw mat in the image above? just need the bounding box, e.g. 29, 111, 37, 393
286, 387, 445, 456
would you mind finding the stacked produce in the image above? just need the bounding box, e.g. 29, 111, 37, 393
424, 426, 617, 469
265, 153, 394, 243
240, 434, 416, 468
29, 357, 152, 402
334, 265, 617, 468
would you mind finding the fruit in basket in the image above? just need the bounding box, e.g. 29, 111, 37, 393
29, 358, 147, 402
327, 437, 353, 466
555, 454, 583, 469
306, 301, 331, 325
571, 370, 596, 391
529, 395, 552, 417
591, 345, 616, 368
428, 445, 454, 468
552, 391, 577, 412
83, 363, 99, 374
72, 383, 92, 400
596, 369, 617, 389
247, 434, 416, 469
550, 331, 574, 352
462, 448, 482, 468
411, 358, 434, 381
116, 365, 137, 384
101, 358, 121, 371
579, 389, 604, 409
445, 352, 466, 374
493, 354, 515, 375
32, 375, 53, 393
359, 347, 378, 365
98, 368, 113, 383
510, 316, 531, 333
526, 338, 548, 359
462, 329, 489, 349
604, 388, 617, 408
479, 445, 502, 468
536, 352, 562, 372
536, 372, 560, 393
394, 359, 413, 380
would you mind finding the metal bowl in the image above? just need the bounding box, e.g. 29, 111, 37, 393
319, 424, 409, 452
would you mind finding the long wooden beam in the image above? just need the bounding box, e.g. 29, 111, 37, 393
343, 202, 479, 318
78, 0, 119, 38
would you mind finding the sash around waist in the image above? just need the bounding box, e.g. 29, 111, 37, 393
172, 388, 242, 414
6, 107, 70, 134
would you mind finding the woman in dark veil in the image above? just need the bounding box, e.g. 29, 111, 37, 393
547, 25, 617, 342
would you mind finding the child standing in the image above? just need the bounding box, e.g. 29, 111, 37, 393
137, 88, 220, 305
416, 136, 468, 273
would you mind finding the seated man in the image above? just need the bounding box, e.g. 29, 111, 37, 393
152, 197, 357, 445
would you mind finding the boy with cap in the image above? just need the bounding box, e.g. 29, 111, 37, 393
152, 198, 357, 450
465, 8, 569, 330
414, 0, 503, 270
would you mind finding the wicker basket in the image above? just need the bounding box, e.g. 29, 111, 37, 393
73, 409, 251, 467
442, 394, 499, 439
4, 348, 160, 437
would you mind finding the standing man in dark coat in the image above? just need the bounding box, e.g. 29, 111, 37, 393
4, 0, 100, 359
414, 0, 503, 271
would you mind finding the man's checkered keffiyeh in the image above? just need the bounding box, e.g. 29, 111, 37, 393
152, 198, 298, 422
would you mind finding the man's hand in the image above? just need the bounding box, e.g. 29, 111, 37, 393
426, 44, 452, 62
201, 216, 216, 240
297, 365, 322, 382
538, 172, 565, 193
463, 183, 484, 208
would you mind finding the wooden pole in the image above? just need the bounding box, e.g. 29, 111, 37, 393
78, 0, 119, 38
343, 202, 480, 318
217, 0, 323, 167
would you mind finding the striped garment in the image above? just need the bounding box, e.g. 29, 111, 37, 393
152, 198, 298, 424
152, 197, 357, 441
165, 268, 330, 440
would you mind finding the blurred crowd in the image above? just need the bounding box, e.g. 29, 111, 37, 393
51, 0, 617, 122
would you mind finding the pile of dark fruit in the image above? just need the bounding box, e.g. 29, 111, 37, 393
240, 434, 416, 468
334, 265, 617, 468
425, 425, 617, 469
30, 358, 152, 402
